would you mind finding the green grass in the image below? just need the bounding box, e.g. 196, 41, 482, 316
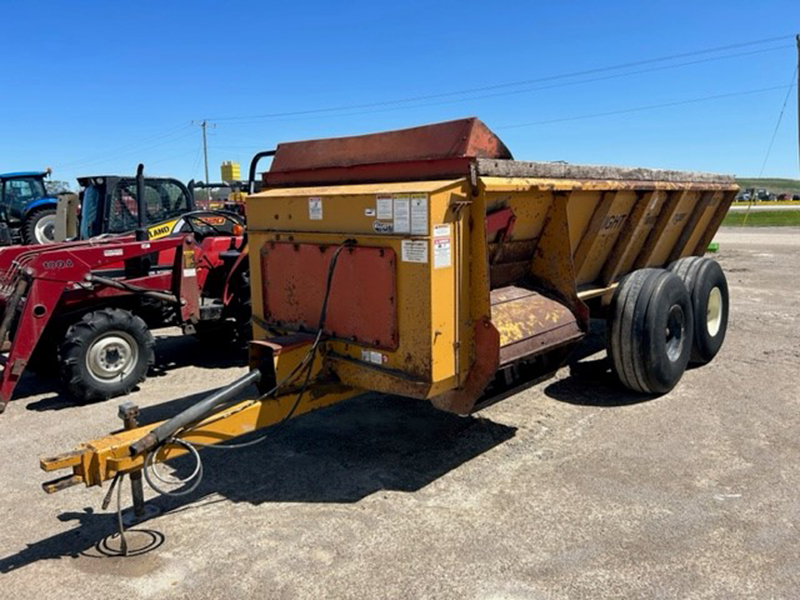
722, 210, 800, 227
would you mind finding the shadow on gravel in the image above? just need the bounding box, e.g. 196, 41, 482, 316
149, 332, 246, 375
18, 332, 247, 411
544, 358, 655, 407
0, 504, 168, 574
0, 394, 516, 573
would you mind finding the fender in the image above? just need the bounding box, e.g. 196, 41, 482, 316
21, 196, 58, 218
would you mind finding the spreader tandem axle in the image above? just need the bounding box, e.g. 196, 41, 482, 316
40, 119, 735, 540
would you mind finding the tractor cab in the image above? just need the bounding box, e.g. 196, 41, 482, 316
0, 171, 59, 244
77, 175, 194, 240
76, 175, 243, 241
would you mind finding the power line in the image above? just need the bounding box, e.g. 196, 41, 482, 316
56, 124, 192, 170
496, 84, 795, 130
208, 35, 794, 123
757, 68, 798, 176
202, 45, 792, 154
55, 127, 196, 172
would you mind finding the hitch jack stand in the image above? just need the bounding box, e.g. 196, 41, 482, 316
117, 401, 160, 526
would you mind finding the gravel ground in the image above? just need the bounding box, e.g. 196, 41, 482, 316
0, 227, 798, 599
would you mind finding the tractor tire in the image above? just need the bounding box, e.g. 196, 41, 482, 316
59, 308, 155, 402
607, 269, 694, 394
669, 257, 729, 365
22, 207, 57, 245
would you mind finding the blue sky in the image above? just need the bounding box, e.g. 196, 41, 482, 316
2, 1, 798, 186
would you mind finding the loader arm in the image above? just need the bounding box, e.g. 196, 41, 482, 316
0, 235, 200, 413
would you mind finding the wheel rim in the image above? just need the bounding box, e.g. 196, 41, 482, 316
34, 214, 56, 244
706, 286, 723, 337
85, 332, 138, 382
665, 305, 686, 362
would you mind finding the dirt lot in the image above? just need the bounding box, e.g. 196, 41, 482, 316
1, 227, 798, 599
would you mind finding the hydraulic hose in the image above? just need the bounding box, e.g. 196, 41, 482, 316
134, 239, 356, 497
129, 369, 262, 457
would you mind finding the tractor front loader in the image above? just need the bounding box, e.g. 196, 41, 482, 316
0, 167, 250, 413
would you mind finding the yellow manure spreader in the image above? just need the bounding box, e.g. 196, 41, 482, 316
41, 118, 737, 527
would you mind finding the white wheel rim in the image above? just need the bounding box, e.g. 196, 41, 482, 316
85, 332, 138, 382
34, 214, 56, 244
706, 287, 723, 337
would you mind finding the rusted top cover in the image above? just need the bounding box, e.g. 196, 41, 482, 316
265, 117, 512, 186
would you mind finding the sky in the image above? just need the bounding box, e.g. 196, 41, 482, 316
1, 1, 798, 187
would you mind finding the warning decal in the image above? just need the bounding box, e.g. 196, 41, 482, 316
394, 196, 410, 233
410, 195, 428, 235
401, 239, 428, 263
308, 197, 323, 220
433, 223, 451, 269
376, 195, 393, 220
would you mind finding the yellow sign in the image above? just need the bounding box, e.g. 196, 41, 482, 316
147, 219, 179, 240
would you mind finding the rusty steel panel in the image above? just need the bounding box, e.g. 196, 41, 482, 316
265, 118, 512, 186
261, 242, 398, 350
430, 316, 500, 415
490, 286, 583, 365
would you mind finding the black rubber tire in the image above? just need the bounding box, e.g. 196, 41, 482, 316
59, 308, 155, 402
669, 257, 729, 365
22, 207, 57, 245
607, 269, 694, 394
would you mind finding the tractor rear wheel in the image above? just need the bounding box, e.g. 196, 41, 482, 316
22, 207, 57, 244
607, 269, 694, 394
60, 308, 155, 402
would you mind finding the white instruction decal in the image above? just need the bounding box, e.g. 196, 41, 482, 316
410, 195, 428, 235
104, 248, 123, 257
376, 195, 393, 220
308, 197, 323, 220
361, 348, 386, 365
401, 239, 428, 263
433, 224, 451, 237
433, 223, 451, 269
394, 196, 410, 233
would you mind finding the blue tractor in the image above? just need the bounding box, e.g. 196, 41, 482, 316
0, 170, 61, 245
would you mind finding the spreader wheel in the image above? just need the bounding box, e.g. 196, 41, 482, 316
60, 308, 155, 402
607, 269, 694, 394
669, 257, 729, 365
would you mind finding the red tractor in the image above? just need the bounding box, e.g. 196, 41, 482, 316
0, 166, 250, 413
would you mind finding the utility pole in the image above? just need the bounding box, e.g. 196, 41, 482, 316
193, 119, 216, 202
